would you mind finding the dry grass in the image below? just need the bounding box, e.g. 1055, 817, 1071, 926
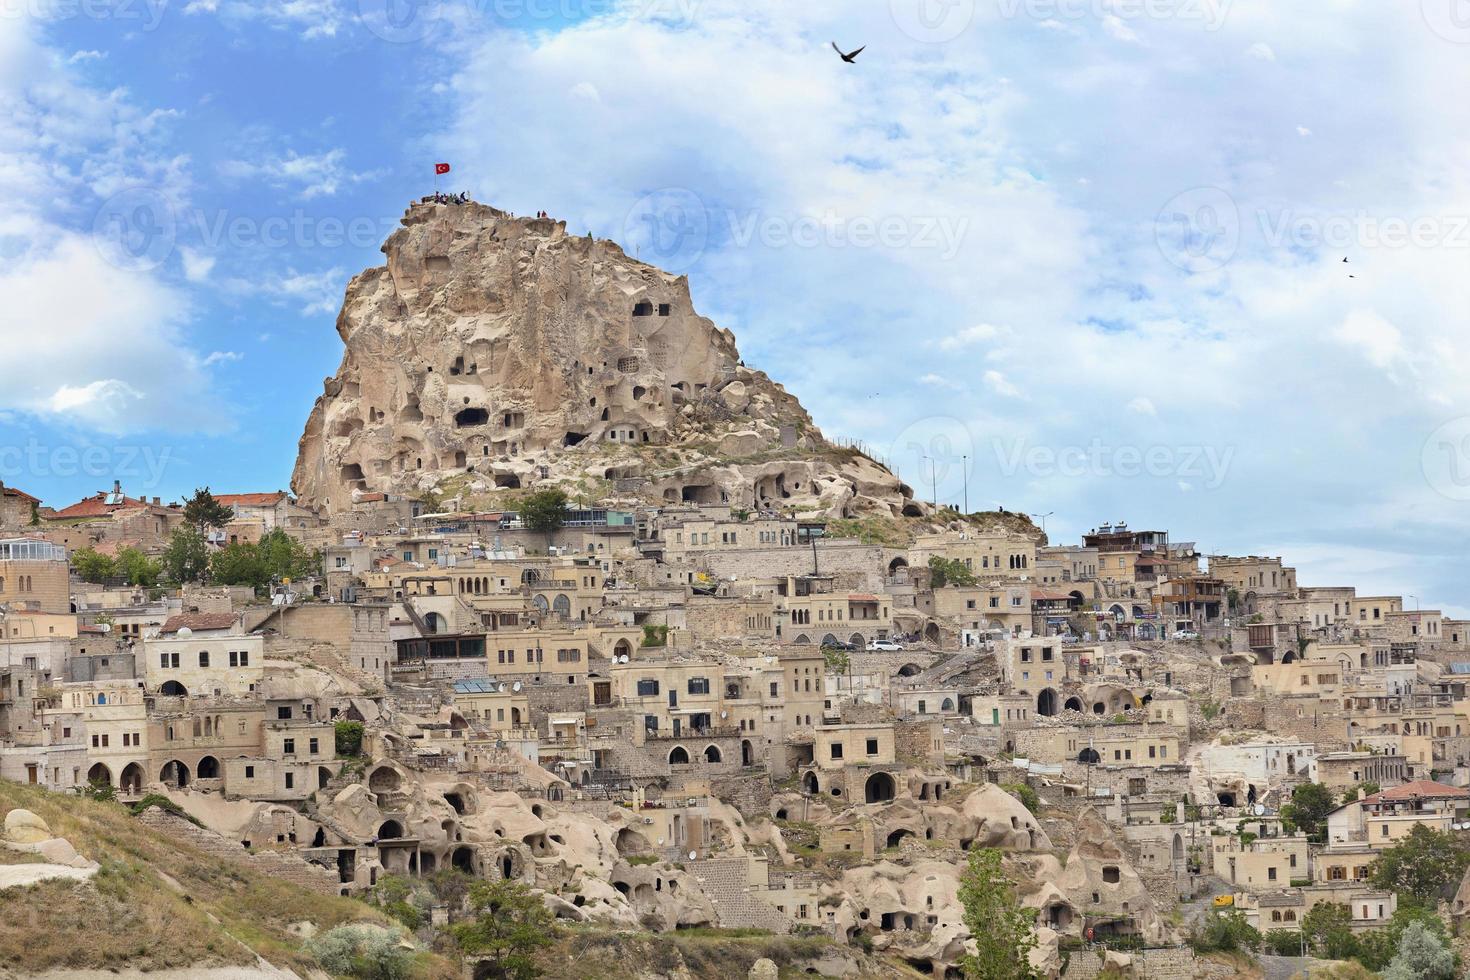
0, 781, 457, 978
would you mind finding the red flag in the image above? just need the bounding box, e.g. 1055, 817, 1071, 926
435, 163, 451, 175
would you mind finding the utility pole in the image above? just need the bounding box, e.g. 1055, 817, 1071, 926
962, 454, 969, 514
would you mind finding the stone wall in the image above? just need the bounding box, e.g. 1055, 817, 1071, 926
134, 806, 341, 895
694, 541, 892, 591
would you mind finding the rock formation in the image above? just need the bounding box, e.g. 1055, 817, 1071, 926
291, 199, 919, 518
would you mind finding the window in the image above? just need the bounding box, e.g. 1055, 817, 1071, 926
277, 706, 293, 720
309, 738, 319, 755
1268, 867, 1277, 881
285, 772, 294, 789
245, 766, 255, 778
199, 651, 210, 668
237, 651, 248, 667
637, 679, 660, 696
283, 738, 296, 755
770, 682, 779, 697
866, 738, 879, 755
688, 677, 710, 695
830, 743, 843, 760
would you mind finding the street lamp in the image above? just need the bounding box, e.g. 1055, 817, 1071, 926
1030, 511, 1054, 536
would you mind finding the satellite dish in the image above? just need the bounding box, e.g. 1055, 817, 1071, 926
1253, 804, 1265, 816
97, 623, 112, 634
512, 681, 522, 692
176, 626, 192, 638
657, 838, 665, 845
688, 850, 697, 861
719, 711, 727, 719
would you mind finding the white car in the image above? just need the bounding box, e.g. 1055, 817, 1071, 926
1172, 629, 1200, 640
866, 639, 903, 652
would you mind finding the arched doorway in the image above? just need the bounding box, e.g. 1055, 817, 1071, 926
378, 820, 403, 839
423, 612, 445, 634
452, 847, 475, 873
119, 762, 144, 795
159, 680, 188, 697
160, 760, 190, 788
613, 639, 632, 659
87, 762, 112, 788
865, 772, 896, 804
802, 770, 820, 795
1078, 747, 1100, 764
703, 744, 721, 763
1037, 688, 1058, 717
196, 756, 220, 779
897, 663, 922, 678
1064, 696, 1083, 712
741, 739, 754, 766
924, 622, 941, 644
886, 828, 913, 848
668, 746, 689, 765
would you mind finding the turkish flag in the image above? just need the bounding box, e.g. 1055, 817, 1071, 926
435, 163, 451, 175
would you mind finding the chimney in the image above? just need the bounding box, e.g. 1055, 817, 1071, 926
153, 497, 161, 505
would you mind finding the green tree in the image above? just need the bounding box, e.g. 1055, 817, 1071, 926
927, 555, 976, 589
822, 645, 851, 676
1382, 920, 1456, 980
115, 546, 161, 587
1368, 823, 1470, 908
210, 542, 269, 589
451, 878, 554, 980
957, 848, 1038, 980
257, 527, 317, 582
518, 489, 568, 551
1189, 909, 1260, 955
1001, 782, 1040, 814
71, 547, 117, 583
1301, 902, 1358, 960
182, 487, 234, 534
1280, 782, 1336, 844
161, 527, 210, 584
1356, 906, 1450, 970
335, 720, 365, 757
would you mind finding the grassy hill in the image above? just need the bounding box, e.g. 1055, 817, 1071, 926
0, 781, 456, 978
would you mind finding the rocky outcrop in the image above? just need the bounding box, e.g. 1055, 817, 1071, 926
291, 199, 918, 518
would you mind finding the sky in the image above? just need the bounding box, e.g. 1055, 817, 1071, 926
4, 0, 1470, 611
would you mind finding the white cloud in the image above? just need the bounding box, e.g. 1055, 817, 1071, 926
218, 147, 377, 199
0, 11, 225, 435
1126, 397, 1157, 417
203, 350, 243, 366
180, 246, 216, 282
1334, 310, 1410, 376
1102, 16, 1140, 44
1246, 42, 1276, 62
918, 373, 961, 391
67, 50, 105, 63
983, 370, 1022, 398
0, 236, 226, 433
184, 0, 343, 39
937, 324, 1004, 351
1297, 126, 1312, 137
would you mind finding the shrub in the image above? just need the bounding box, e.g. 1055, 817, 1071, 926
335, 720, 365, 757
303, 924, 412, 980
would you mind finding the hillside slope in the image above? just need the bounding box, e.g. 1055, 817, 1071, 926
0, 782, 452, 979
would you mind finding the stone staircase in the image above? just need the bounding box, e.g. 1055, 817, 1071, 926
688, 857, 789, 933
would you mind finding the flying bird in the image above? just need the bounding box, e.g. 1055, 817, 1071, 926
832, 42, 865, 64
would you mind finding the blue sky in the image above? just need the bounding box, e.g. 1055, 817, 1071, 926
5, 0, 1470, 612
